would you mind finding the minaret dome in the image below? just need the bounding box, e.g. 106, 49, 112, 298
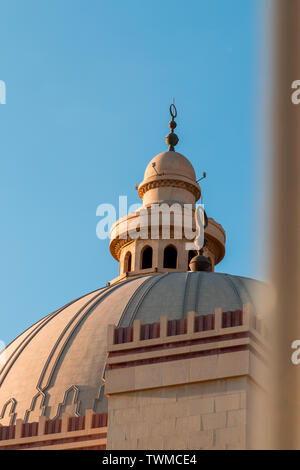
109, 104, 226, 281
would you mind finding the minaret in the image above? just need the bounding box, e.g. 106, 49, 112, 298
109, 105, 226, 283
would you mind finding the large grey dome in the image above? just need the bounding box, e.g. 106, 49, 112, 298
118, 272, 265, 327
0, 272, 267, 426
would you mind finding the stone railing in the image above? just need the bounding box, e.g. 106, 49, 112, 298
108, 304, 267, 347
0, 410, 108, 450
105, 303, 269, 395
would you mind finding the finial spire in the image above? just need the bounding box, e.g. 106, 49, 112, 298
165, 102, 179, 151
189, 208, 212, 272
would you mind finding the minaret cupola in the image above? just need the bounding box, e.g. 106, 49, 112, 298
109, 104, 226, 283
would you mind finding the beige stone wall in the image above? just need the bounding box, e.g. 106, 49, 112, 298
107, 378, 248, 450
106, 307, 268, 450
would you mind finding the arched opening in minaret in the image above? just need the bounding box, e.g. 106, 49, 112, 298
163, 245, 177, 269
141, 246, 153, 269
188, 250, 197, 270
124, 252, 132, 273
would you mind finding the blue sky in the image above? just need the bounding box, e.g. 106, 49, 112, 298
0, 0, 267, 344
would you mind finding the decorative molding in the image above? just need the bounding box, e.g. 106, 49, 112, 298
0, 398, 17, 425
24, 392, 45, 423
21, 277, 142, 423
138, 178, 201, 201
54, 385, 81, 419
92, 362, 108, 413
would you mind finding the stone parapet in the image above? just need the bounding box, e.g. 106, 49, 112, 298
0, 410, 107, 450
106, 304, 268, 391
105, 304, 269, 450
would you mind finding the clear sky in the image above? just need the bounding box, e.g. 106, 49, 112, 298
0, 0, 266, 345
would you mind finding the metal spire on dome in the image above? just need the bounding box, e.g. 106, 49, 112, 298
189, 207, 212, 272
165, 101, 179, 151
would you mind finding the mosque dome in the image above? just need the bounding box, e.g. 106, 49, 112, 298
0, 104, 268, 427
138, 150, 201, 206
144, 151, 197, 182
0, 272, 268, 425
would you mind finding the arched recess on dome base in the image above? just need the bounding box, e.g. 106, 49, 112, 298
141, 246, 153, 270
123, 251, 132, 273
163, 245, 178, 269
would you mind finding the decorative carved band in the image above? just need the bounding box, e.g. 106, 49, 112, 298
110, 231, 224, 263
138, 179, 201, 200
